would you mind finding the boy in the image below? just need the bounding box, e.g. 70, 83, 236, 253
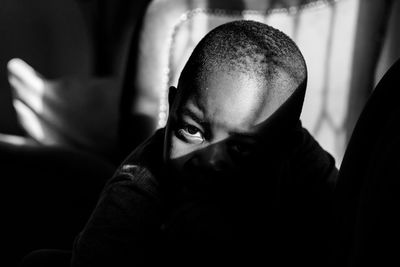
72, 20, 337, 266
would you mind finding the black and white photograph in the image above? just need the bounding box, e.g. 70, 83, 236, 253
0, 0, 399, 266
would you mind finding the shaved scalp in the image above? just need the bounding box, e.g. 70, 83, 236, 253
179, 20, 307, 107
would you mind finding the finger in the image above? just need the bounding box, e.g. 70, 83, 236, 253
9, 72, 44, 113
13, 98, 74, 146
13, 99, 46, 142
7, 58, 46, 95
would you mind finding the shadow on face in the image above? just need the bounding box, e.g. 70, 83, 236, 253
162, 63, 307, 202
163, 103, 294, 202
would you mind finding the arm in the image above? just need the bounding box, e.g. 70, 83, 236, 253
71, 165, 163, 267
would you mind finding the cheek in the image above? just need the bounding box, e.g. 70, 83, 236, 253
168, 135, 199, 172
169, 136, 191, 160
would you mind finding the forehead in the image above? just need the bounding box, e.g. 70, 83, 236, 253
178, 70, 271, 132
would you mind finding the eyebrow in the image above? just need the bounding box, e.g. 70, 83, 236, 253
179, 107, 205, 126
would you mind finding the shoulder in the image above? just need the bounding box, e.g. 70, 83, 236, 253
122, 127, 165, 170
104, 128, 166, 198
289, 127, 338, 188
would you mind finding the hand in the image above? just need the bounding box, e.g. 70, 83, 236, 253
7, 58, 120, 156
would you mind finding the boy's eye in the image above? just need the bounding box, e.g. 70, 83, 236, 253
176, 124, 204, 142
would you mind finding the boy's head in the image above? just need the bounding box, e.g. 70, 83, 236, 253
164, 20, 307, 185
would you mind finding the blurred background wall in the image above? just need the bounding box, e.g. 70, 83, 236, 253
0, 0, 399, 166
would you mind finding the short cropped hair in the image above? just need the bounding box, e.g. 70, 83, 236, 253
179, 20, 307, 102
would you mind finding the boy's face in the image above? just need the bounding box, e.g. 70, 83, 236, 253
164, 69, 277, 186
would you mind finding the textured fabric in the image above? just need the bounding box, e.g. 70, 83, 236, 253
71, 129, 165, 267
20, 250, 72, 267
72, 125, 337, 266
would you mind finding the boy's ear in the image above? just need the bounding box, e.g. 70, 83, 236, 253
168, 86, 178, 108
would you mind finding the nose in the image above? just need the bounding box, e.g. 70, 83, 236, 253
192, 143, 232, 173
207, 145, 228, 171
181, 143, 235, 190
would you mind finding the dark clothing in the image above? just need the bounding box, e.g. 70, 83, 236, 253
20, 250, 72, 267
72, 125, 337, 266
333, 58, 400, 267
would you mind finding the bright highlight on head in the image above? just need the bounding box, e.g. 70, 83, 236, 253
179, 20, 307, 111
